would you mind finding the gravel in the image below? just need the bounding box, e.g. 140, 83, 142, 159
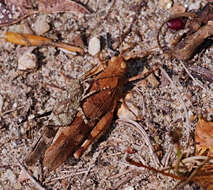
0, 0, 212, 190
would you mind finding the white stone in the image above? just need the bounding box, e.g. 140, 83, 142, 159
124, 186, 134, 190
9, 23, 32, 34
33, 167, 40, 179
33, 15, 50, 35
4, 169, 16, 184
88, 36, 101, 56
2, 148, 7, 154
159, 0, 173, 10
117, 93, 141, 121
18, 51, 37, 70
188, 1, 200, 10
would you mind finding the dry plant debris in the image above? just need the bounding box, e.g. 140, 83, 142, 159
195, 117, 213, 156
0, 0, 213, 190
158, 2, 213, 60
0, 0, 90, 27
126, 117, 213, 190
5, 31, 84, 54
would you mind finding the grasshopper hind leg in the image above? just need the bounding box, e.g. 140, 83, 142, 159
74, 105, 115, 159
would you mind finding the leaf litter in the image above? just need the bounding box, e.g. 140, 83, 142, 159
0, 0, 213, 190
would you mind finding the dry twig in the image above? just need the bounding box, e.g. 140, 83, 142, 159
180, 62, 207, 91
117, 119, 161, 168
160, 67, 191, 143
161, 144, 173, 167
16, 159, 46, 190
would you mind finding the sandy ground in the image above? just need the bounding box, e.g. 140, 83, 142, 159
0, 0, 213, 189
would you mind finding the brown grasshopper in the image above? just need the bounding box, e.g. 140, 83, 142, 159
42, 55, 128, 170
5, 30, 155, 171
3, 31, 88, 166
42, 52, 157, 170
25, 65, 105, 166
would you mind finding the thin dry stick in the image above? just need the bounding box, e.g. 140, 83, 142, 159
135, 87, 146, 117
117, 119, 161, 168
5, 32, 84, 55
0, 11, 37, 27
118, 160, 146, 171
180, 62, 206, 91
126, 157, 185, 181
173, 157, 211, 190
49, 168, 95, 181
182, 156, 213, 164
160, 66, 191, 143
112, 172, 138, 190
1, 106, 25, 116
161, 144, 173, 167
82, 150, 101, 183
16, 159, 46, 190
108, 168, 134, 180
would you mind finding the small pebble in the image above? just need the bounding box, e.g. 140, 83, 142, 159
159, 0, 173, 9
117, 93, 141, 121
18, 51, 37, 70
33, 167, 40, 179
4, 169, 16, 184
9, 23, 32, 34
88, 36, 101, 56
171, 3, 186, 14
33, 15, 50, 35
188, 1, 201, 10
14, 182, 22, 190
124, 186, 134, 190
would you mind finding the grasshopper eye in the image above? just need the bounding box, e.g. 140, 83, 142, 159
121, 61, 126, 69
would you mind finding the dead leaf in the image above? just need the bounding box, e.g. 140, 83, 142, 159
195, 117, 213, 156
194, 117, 213, 189
38, 0, 90, 15
193, 163, 213, 190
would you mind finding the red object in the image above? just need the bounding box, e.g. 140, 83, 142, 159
167, 18, 184, 30
126, 146, 137, 154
